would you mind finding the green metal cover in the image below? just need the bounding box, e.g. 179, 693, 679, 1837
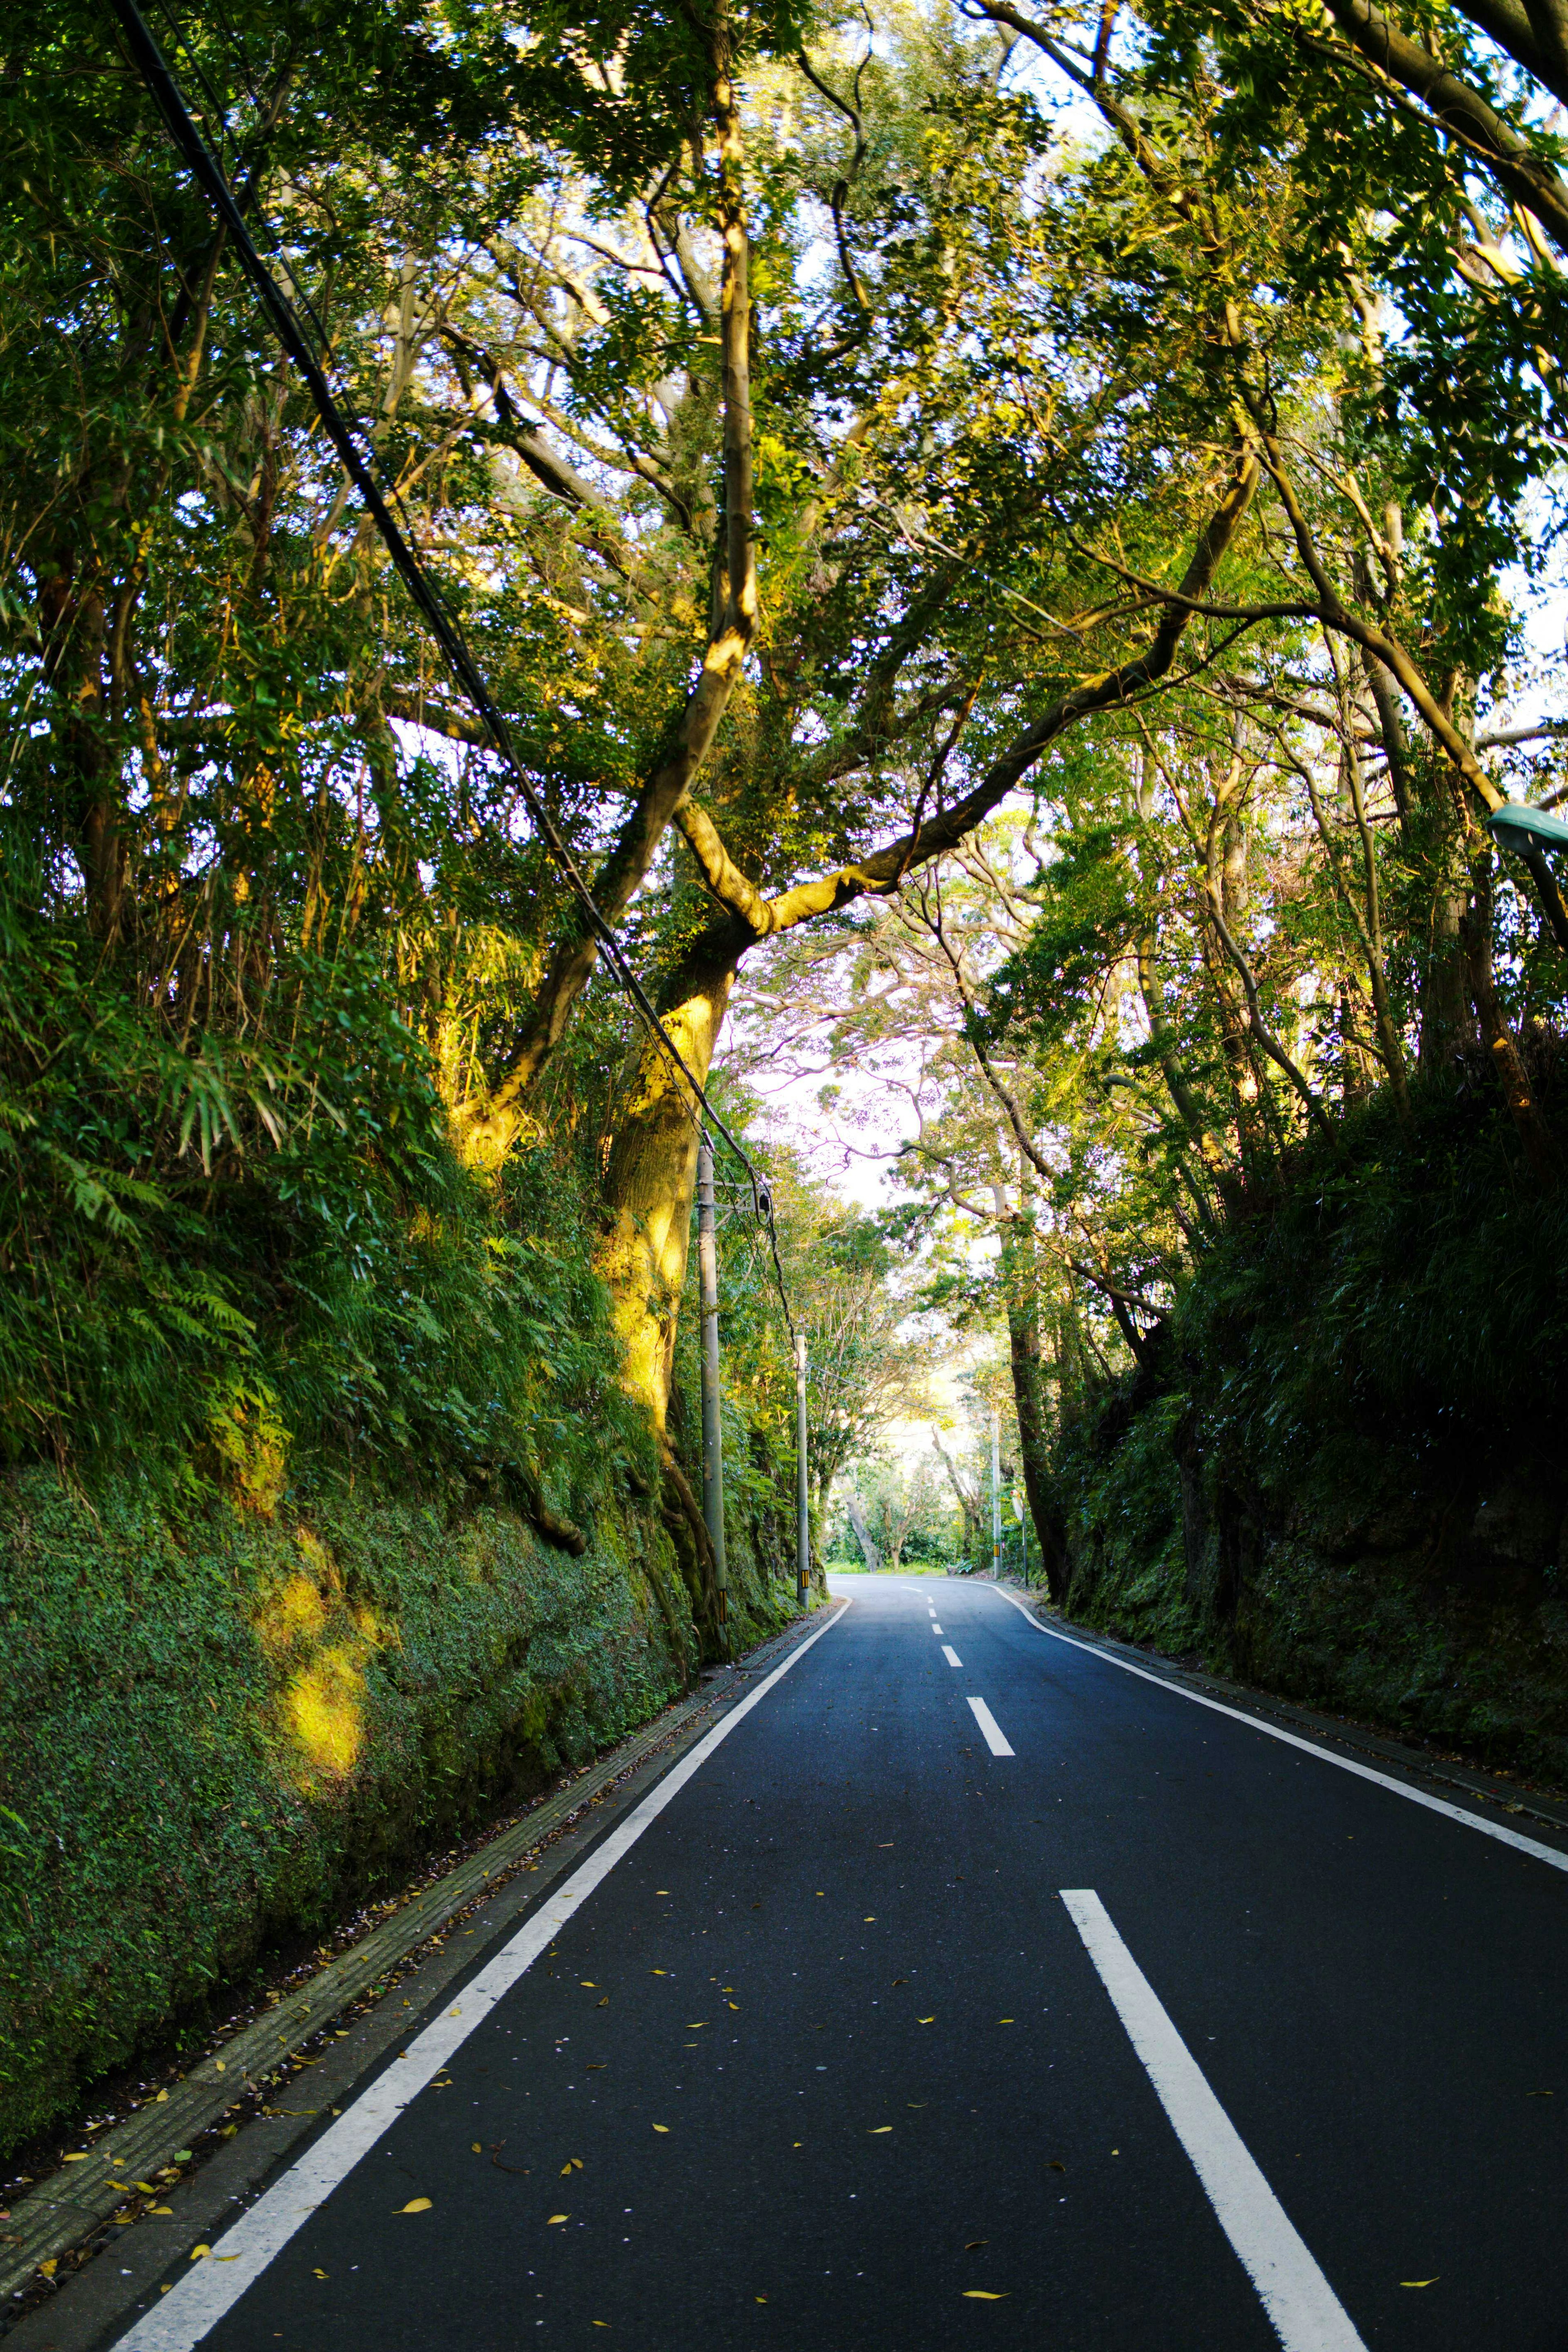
1486, 802, 1568, 851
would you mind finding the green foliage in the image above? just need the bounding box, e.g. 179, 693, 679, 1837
0, 1465, 686, 2157
1048, 1074, 1568, 1770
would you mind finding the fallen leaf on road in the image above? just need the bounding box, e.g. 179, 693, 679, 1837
62, 2154, 88, 2163
1400, 2279, 1439, 2288
597, 1997, 610, 2007
155, 2091, 168, 2103
581, 1981, 596, 1988
561, 2162, 573, 2175
651, 1969, 668, 1976
964, 2241, 987, 2251
135, 2181, 158, 2194
864, 1917, 876, 1922
869, 2127, 892, 2135
918, 2017, 935, 2025
313, 2268, 328, 2279
38, 2261, 58, 2278
756, 2295, 768, 2303
892, 1978, 907, 1986
174, 2151, 193, 2163
149, 2205, 172, 2216
997, 2019, 1013, 2025
1047, 2160, 1066, 2173
548, 2214, 568, 2225
1526, 2090, 1554, 2098
653, 2125, 669, 2134
686, 2023, 707, 2029
472, 2143, 482, 2154
878, 1843, 893, 1848
728, 2002, 740, 2011
190, 2246, 210, 2261
963, 2291, 1008, 2299
398, 2198, 432, 2214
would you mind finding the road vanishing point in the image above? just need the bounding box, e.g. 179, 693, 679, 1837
87, 1577, 1568, 2349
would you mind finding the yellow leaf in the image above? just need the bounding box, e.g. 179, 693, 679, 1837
472, 2143, 482, 2154
651, 1969, 668, 1976
728, 2002, 740, 2011
155, 2090, 168, 2103
548, 2214, 569, 2225
581, 1982, 596, 1988
314, 2268, 328, 2280
1401, 2279, 1439, 2288
869, 2127, 892, 2135
135, 2181, 158, 2195
653, 2124, 669, 2134
572, 2158, 583, 2170
191, 2245, 211, 2261
214, 2062, 225, 2074
864, 1917, 876, 1922
686, 2023, 706, 2029
398, 2198, 432, 2214
598, 1997, 610, 2007
997, 2019, 1013, 2025
62, 2153, 89, 2163
150, 2206, 173, 2216
39, 2261, 58, 2278
918, 2017, 935, 2025
963, 2291, 1009, 2299
561, 2162, 573, 2175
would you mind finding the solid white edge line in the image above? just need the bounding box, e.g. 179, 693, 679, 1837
987, 1583, 1568, 1874
1061, 1891, 1366, 2352
941, 1645, 962, 1668
113, 1600, 853, 2352
966, 1695, 1014, 1757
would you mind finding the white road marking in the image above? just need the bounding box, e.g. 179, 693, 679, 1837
930, 1622, 944, 1635
985, 1584, 1568, 1875
113, 1603, 854, 2352
967, 1696, 1014, 1756
942, 1646, 962, 1668
1062, 1891, 1365, 2352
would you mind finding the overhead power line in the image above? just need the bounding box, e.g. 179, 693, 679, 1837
105, 0, 797, 1339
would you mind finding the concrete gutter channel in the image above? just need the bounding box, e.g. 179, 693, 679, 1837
999, 1580, 1568, 1843
1, 1608, 839, 2352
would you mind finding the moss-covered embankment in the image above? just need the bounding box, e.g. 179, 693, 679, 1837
0, 1458, 796, 2160
1045, 1081, 1568, 1780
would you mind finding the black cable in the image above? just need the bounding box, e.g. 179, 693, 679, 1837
106, 0, 800, 1337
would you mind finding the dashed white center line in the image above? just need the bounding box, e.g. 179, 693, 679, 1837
931, 1622, 944, 1635
941, 1646, 962, 1668
1061, 1891, 1366, 2352
966, 1697, 1014, 1756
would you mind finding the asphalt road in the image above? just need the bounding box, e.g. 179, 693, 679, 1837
109, 1576, 1568, 2352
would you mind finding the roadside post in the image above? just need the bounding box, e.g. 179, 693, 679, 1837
696, 1135, 730, 1647
990, 1408, 1001, 1580
795, 1330, 811, 1607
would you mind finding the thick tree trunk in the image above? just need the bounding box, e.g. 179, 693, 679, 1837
1000, 1217, 1070, 1604
597, 922, 747, 1432
845, 1495, 882, 1571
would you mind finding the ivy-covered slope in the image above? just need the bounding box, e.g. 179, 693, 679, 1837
1046, 1079, 1568, 1780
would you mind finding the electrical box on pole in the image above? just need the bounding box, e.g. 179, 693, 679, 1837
696, 1136, 729, 1643
795, 1331, 810, 1606
990, 1408, 1001, 1581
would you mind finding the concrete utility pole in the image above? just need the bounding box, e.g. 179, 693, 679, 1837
990, 1408, 1001, 1580
696, 1136, 729, 1642
795, 1330, 810, 1607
